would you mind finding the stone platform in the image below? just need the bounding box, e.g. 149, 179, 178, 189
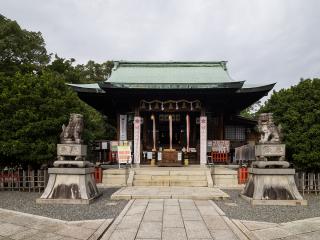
242, 168, 307, 206
111, 186, 230, 200
37, 167, 101, 204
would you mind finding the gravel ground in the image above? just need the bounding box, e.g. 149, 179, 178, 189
0, 188, 128, 221
215, 189, 320, 223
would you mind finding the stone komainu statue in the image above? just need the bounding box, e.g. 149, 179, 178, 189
258, 113, 282, 144
60, 113, 84, 144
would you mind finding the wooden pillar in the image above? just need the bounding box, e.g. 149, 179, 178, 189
151, 114, 156, 151
186, 114, 190, 152
169, 114, 173, 150
219, 113, 224, 140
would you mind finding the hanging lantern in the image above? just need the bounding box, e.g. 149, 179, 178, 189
168, 102, 173, 110
149, 103, 152, 110
182, 101, 186, 109
176, 102, 179, 110
195, 101, 201, 109
190, 102, 193, 111
154, 102, 160, 110
161, 102, 164, 111
141, 101, 146, 109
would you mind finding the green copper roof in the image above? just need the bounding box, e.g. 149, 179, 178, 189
106, 61, 235, 85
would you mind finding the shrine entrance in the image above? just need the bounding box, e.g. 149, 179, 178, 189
139, 100, 202, 166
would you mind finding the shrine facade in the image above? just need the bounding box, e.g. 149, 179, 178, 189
69, 61, 275, 166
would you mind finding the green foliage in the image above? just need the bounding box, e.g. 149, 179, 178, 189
0, 71, 112, 167
47, 55, 113, 83
0, 14, 50, 76
0, 15, 115, 168
240, 101, 261, 119
259, 79, 320, 171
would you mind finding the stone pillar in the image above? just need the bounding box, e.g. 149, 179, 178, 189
200, 116, 207, 166
133, 116, 141, 165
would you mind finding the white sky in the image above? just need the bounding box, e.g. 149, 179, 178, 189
2, 0, 320, 93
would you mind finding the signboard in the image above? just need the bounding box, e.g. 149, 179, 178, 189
133, 117, 141, 164
177, 152, 182, 161
200, 116, 207, 165
117, 145, 131, 164
147, 152, 153, 160
101, 142, 108, 150
157, 152, 162, 161
119, 115, 127, 141
110, 141, 118, 152
212, 140, 230, 153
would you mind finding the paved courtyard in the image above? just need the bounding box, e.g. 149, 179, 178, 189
0, 208, 113, 240
1, 199, 320, 240
111, 186, 230, 200
101, 199, 244, 240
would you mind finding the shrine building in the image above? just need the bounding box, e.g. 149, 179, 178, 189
69, 61, 274, 166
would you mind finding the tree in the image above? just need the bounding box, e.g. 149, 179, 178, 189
0, 14, 50, 76
259, 79, 320, 171
47, 55, 113, 84
240, 101, 261, 119
0, 71, 115, 168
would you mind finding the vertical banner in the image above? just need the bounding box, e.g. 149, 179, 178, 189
200, 116, 207, 165
119, 115, 127, 141
133, 116, 141, 164
186, 114, 190, 152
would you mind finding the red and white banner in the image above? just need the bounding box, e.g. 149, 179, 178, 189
133, 117, 141, 164
200, 116, 207, 165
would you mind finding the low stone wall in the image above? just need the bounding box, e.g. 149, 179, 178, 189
101, 168, 129, 187
211, 166, 242, 188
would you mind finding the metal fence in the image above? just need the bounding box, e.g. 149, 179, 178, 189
0, 169, 48, 192
295, 172, 320, 195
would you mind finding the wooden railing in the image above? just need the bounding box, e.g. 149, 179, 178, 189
295, 172, 320, 195
0, 169, 48, 192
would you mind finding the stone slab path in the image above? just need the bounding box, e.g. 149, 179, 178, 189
232, 217, 320, 240
111, 186, 230, 200
100, 199, 245, 240
0, 208, 113, 240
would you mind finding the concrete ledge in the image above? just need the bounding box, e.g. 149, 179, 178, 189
36, 193, 102, 205
240, 194, 308, 206
48, 167, 94, 174
249, 168, 295, 175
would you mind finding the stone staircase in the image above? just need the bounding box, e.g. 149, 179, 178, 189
130, 167, 213, 187
102, 168, 129, 187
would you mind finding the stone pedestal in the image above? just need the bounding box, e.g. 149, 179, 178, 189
37, 168, 101, 204
241, 168, 307, 206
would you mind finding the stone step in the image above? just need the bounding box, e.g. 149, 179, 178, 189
103, 169, 128, 175
132, 180, 208, 187
103, 174, 127, 180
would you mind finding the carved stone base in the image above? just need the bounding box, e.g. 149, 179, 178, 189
252, 161, 290, 168
53, 160, 94, 168
37, 168, 101, 205
241, 168, 307, 206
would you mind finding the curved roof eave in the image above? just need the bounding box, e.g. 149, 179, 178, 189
67, 83, 106, 93
237, 83, 276, 93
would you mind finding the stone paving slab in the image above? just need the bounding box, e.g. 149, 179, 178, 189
0, 208, 113, 240
101, 199, 242, 240
111, 186, 229, 200
233, 217, 320, 240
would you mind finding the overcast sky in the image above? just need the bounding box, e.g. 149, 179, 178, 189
2, 0, 320, 93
